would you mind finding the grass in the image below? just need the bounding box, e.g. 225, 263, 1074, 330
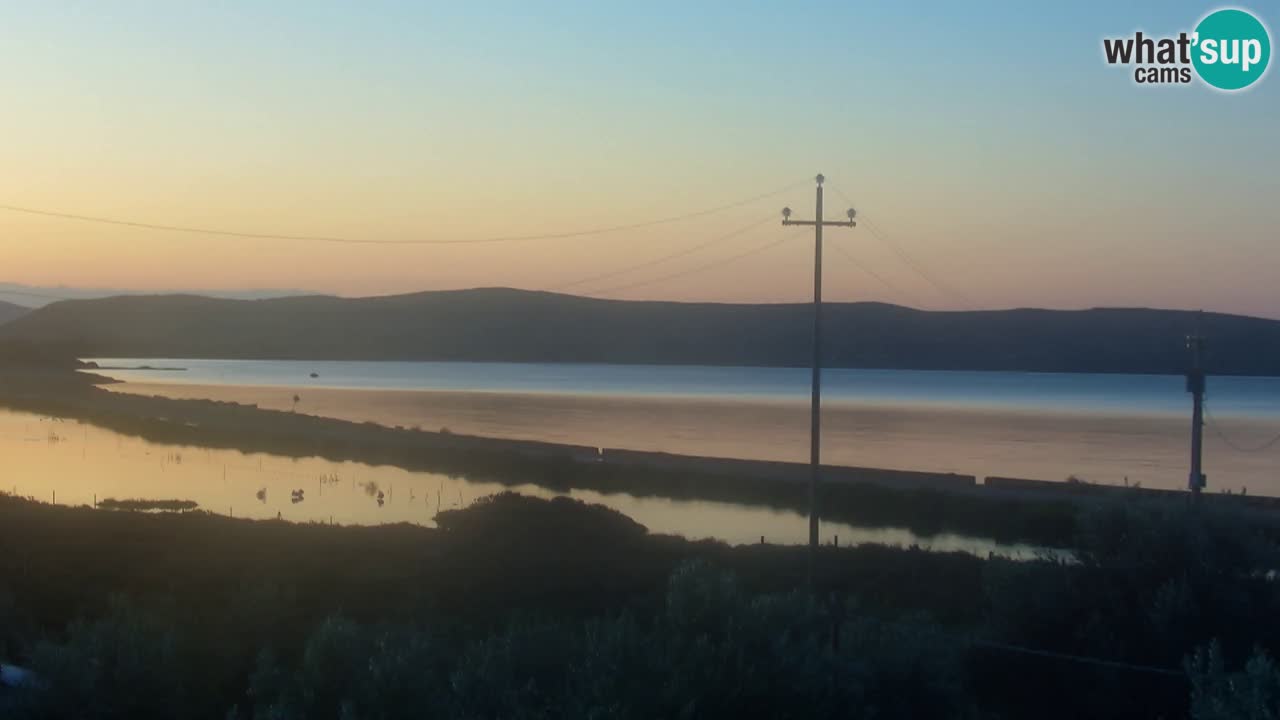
97, 498, 199, 512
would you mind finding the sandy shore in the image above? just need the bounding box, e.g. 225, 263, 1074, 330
105, 380, 1280, 494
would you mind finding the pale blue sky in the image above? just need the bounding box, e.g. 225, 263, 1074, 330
0, 1, 1276, 315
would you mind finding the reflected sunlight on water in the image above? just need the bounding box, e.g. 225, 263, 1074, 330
0, 408, 1044, 557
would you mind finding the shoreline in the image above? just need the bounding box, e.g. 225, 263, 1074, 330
5, 367, 1279, 547
0, 368, 1083, 545
103, 378, 1280, 494
77, 355, 1280, 379
98, 374, 1212, 418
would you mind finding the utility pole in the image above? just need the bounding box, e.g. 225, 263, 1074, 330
782, 174, 856, 584
1186, 333, 1207, 500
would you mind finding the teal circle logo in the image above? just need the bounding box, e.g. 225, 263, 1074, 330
1192, 8, 1271, 90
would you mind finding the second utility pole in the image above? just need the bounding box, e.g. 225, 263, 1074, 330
783, 174, 856, 584
1186, 332, 1207, 501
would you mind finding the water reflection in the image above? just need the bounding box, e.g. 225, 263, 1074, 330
0, 408, 1043, 558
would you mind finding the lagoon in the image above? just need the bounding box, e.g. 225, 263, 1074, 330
0, 408, 1040, 556
88, 359, 1280, 494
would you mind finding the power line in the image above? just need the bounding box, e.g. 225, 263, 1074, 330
849, 615, 1185, 679
827, 185, 975, 309
970, 640, 1185, 678
0, 179, 809, 246
546, 215, 775, 293
2, 218, 780, 305
584, 229, 801, 297
861, 217, 976, 309
828, 240, 913, 304
1204, 403, 1280, 453
0, 289, 75, 302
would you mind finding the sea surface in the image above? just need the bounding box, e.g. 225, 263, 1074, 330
88, 359, 1280, 495
87, 358, 1280, 417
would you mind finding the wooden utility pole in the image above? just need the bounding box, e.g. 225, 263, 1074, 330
782, 174, 856, 584
1186, 333, 1207, 499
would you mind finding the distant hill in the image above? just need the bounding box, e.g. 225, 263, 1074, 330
0, 300, 30, 326
1, 288, 1277, 375
0, 283, 311, 308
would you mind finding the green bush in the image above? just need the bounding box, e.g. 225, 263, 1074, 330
1187, 641, 1280, 720
986, 500, 1280, 666
981, 499, 1280, 718
5, 561, 974, 719
245, 560, 973, 720
16, 597, 188, 720
247, 618, 448, 720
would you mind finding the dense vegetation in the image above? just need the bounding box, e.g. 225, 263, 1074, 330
95, 497, 200, 511
4, 491, 1280, 718
3, 288, 1277, 373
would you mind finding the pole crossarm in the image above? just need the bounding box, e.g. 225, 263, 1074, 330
782, 219, 856, 228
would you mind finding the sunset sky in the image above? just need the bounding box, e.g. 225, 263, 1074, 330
1, 2, 1277, 316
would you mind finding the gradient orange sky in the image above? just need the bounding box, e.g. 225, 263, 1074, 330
1, 3, 1277, 316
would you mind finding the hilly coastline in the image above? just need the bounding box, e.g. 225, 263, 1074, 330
1, 287, 1276, 375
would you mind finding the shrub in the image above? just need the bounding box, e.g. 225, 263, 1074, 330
15, 597, 188, 720
1187, 641, 1280, 720
240, 561, 974, 719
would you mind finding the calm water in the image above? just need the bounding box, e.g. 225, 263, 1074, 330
0, 408, 1038, 556
86, 358, 1280, 495
88, 358, 1280, 417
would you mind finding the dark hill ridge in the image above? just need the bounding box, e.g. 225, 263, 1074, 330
0, 287, 1277, 375
0, 299, 30, 326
